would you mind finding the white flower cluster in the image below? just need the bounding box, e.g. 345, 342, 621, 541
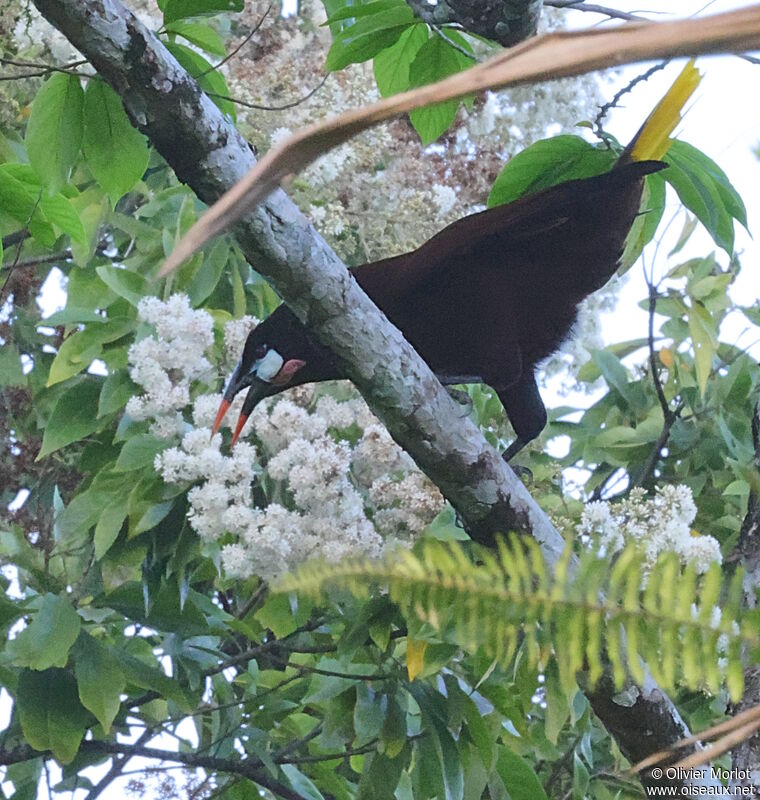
125, 295, 214, 438
223, 314, 259, 368
578, 485, 722, 575
130, 295, 445, 581
153, 390, 445, 581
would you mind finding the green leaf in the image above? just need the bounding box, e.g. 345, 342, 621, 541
6, 593, 81, 670
664, 140, 746, 254
94, 499, 127, 559
590, 350, 643, 411
0, 164, 56, 246
16, 668, 89, 764
72, 634, 125, 734
48, 326, 117, 387
83, 80, 150, 203
620, 172, 666, 271
282, 765, 326, 800
115, 434, 171, 472
186, 237, 229, 305
325, 0, 405, 24
163, 0, 243, 23
688, 300, 717, 397
165, 42, 236, 119
0, 162, 86, 243
489, 136, 616, 208
116, 650, 191, 710
165, 21, 227, 55
373, 24, 428, 97
325, 5, 413, 71
255, 593, 297, 638
408, 33, 472, 145
25, 73, 84, 193
95, 265, 150, 306
99, 369, 139, 417
37, 378, 102, 459
0, 343, 25, 386
495, 746, 548, 800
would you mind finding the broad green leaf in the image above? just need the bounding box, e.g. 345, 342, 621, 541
25, 73, 84, 193
688, 300, 717, 397
186, 237, 229, 305
163, 0, 243, 23
255, 593, 297, 638
99, 370, 140, 417
165, 42, 236, 119
590, 350, 644, 411
0, 165, 56, 246
47, 332, 103, 387
6, 593, 81, 670
495, 747, 548, 800
95, 265, 150, 306
94, 499, 127, 559
16, 669, 89, 764
115, 434, 171, 472
165, 21, 226, 55
72, 633, 126, 733
66, 265, 118, 310
83, 80, 150, 203
116, 650, 191, 710
1, 162, 86, 243
620, 172, 666, 271
373, 24, 428, 98
664, 140, 746, 254
0, 343, 25, 386
37, 378, 102, 459
325, 0, 406, 24
489, 136, 616, 208
282, 765, 326, 800
408, 33, 472, 145
325, 6, 413, 71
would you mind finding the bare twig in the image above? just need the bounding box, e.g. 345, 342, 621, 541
195, 5, 272, 77
205, 74, 329, 112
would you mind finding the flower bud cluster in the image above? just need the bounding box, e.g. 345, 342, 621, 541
578, 484, 721, 576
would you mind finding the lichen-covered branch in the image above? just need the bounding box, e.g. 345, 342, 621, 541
31, 0, 718, 787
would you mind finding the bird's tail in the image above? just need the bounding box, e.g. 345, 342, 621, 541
618, 60, 702, 165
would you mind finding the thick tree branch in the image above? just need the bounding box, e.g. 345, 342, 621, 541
30, 0, 725, 790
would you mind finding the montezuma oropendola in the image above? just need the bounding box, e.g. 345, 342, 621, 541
212, 62, 701, 459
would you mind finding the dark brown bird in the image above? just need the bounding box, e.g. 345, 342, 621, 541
212, 62, 700, 460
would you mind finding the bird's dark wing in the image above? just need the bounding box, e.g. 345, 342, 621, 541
353, 161, 664, 302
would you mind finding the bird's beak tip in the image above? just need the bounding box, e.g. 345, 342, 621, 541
211, 398, 232, 439
230, 413, 249, 449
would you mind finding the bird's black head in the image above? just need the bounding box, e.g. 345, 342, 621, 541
211, 307, 331, 446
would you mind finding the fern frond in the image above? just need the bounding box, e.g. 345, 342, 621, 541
275, 537, 758, 701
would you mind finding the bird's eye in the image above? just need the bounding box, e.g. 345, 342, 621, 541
255, 344, 268, 359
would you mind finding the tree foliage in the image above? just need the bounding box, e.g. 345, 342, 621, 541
0, 1, 758, 798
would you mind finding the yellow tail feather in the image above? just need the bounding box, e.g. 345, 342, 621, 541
628, 60, 702, 163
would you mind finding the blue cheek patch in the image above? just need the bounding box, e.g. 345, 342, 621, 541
255, 349, 284, 382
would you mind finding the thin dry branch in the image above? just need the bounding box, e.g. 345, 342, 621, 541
161, 4, 760, 275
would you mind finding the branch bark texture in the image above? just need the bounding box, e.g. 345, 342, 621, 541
30, 0, 718, 791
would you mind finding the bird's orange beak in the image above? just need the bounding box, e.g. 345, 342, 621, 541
210, 398, 231, 439
230, 413, 249, 448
